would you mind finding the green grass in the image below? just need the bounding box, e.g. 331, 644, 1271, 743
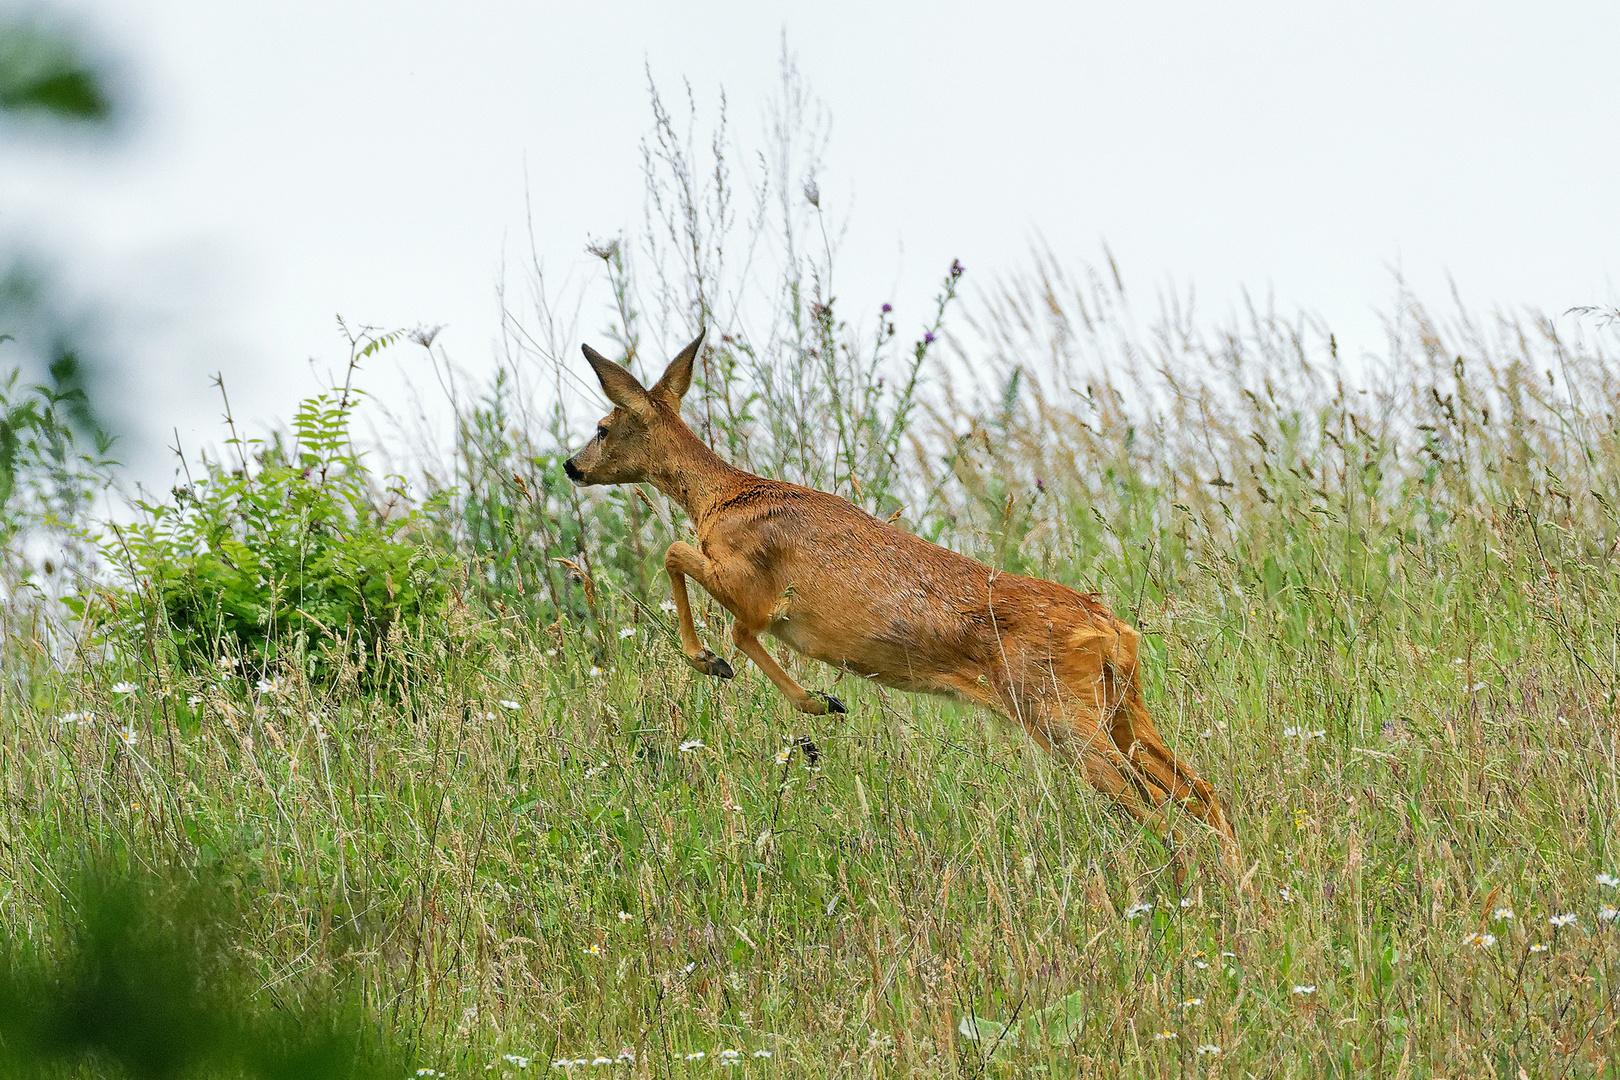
4, 471, 1619, 1076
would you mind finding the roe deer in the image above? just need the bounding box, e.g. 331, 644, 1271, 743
565, 330, 1240, 875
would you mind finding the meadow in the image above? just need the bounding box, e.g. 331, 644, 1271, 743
3, 68, 1620, 1079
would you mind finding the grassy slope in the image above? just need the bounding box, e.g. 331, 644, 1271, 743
3, 497, 1618, 1077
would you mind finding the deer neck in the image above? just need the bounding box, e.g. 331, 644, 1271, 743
646, 425, 750, 525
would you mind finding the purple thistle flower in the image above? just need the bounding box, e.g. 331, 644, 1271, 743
881, 302, 892, 314
924, 331, 936, 345
950, 259, 964, 278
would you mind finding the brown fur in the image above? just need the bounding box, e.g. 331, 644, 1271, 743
566, 331, 1241, 875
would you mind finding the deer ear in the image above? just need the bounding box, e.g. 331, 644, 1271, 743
650, 327, 705, 408
582, 343, 653, 417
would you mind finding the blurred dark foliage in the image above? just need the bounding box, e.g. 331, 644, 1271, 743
0, 17, 111, 122
0, 871, 412, 1079
0, 12, 118, 442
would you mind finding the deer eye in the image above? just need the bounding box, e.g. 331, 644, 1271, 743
595, 427, 608, 442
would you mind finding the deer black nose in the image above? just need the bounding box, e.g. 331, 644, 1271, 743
563, 458, 584, 482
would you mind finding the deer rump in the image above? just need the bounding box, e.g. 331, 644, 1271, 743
711, 479, 1237, 853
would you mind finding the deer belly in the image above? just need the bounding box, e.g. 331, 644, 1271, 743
770, 611, 970, 696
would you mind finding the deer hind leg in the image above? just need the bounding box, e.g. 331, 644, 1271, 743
1018, 699, 1171, 838
664, 541, 733, 679
1107, 692, 1240, 869
730, 622, 846, 716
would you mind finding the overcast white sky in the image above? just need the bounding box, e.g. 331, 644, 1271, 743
3, 1, 1618, 484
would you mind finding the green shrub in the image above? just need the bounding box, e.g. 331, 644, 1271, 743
91, 380, 453, 683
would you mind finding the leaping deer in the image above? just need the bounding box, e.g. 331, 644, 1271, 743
565, 330, 1241, 876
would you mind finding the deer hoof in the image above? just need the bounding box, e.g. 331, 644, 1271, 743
688, 649, 734, 679
809, 691, 847, 715
792, 735, 823, 764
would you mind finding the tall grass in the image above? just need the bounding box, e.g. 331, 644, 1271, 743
4, 50, 1620, 1078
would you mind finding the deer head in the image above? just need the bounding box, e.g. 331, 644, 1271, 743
564, 329, 704, 486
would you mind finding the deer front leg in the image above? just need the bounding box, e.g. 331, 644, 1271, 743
730, 623, 846, 716
664, 541, 733, 679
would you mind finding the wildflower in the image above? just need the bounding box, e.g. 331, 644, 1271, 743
684, 1051, 705, 1061
583, 943, 601, 956
618, 626, 637, 639
1181, 997, 1203, 1008
1193, 959, 1209, 969
618, 910, 634, 922
1221, 950, 1236, 958
678, 739, 705, 753
591, 1058, 612, 1066
583, 762, 608, 779
187, 694, 203, 707
1597, 873, 1619, 888
546, 649, 558, 658
589, 666, 603, 678
1292, 984, 1317, 995
776, 749, 791, 765
1180, 895, 1198, 908
719, 1050, 741, 1060
1492, 907, 1515, 921
1152, 1031, 1177, 1041
881, 303, 892, 314
118, 725, 138, 746
659, 600, 677, 613
500, 700, 521, 710
1124, 902, 1153, 921
950, 259, 965, 278
110, 681, 137, 695
923, 331, 936, 345
1598, 907, 1618, 923
1462, 931, 1496, 948
1279, 884, 1297, 902
417, 1070, 441, 1077
1550, 913, 1577, 927
550, 1061, 569, 1070
61, 711, 94, 725
504, 1055, 532, 1068
255, 677, 281, 696
217, 656, 237, 670
1530, 944, 1549, 953
616, 1052, 635, 1063
1196, 1044, 1221, 1056
752, 1050, 772, 1058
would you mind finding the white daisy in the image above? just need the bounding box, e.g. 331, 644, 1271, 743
1292, 984, 1317, 995
110, 681, 137, 695
678, 740, 706, 753
618, 627, 637, 639
1596, 873, 1619, 888
1124, 902, 1153, 921
1550, 913, 1577, 928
